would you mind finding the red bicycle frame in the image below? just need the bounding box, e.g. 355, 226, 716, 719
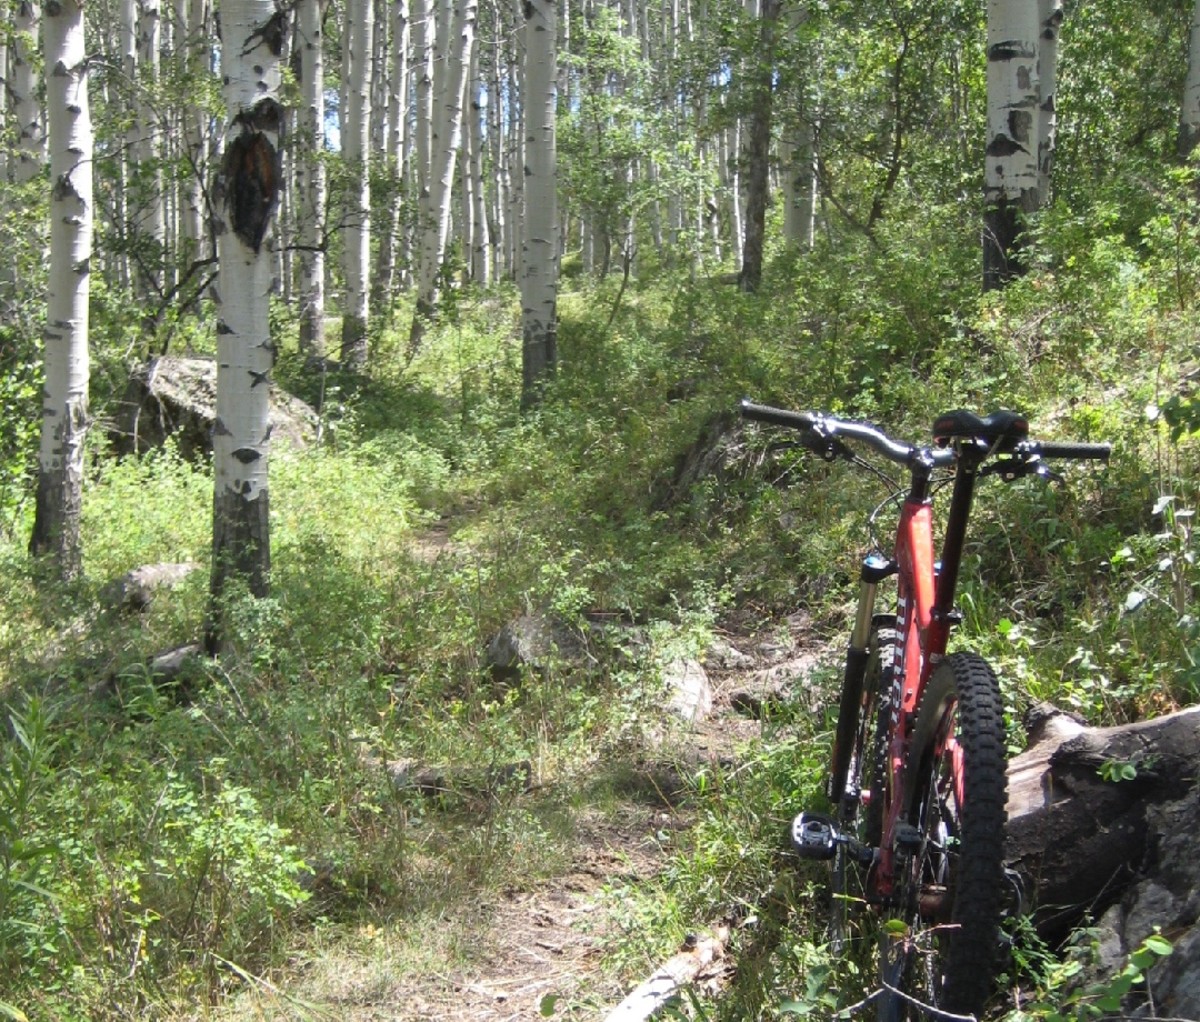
871, 447, 986, 899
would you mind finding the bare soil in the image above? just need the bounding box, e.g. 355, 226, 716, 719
214, 610, 826, 1021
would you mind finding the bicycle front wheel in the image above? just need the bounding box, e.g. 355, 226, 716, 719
879, 652, 1008, 1021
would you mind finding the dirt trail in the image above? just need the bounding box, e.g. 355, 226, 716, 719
214, 528, 826, 1020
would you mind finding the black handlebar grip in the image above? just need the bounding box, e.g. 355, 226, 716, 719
739, 399, 819, 431
1037, 441, 1112, 461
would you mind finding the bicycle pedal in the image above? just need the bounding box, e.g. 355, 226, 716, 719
791, 812, 838, 861
893, 822, 923, 854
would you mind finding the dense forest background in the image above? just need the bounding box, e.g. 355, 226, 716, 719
2, 0, 1200, 1018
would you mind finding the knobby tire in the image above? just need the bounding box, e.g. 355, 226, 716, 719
878, 653, 1008, 1022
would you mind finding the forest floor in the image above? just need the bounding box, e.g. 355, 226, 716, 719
212, 610, 827, 1021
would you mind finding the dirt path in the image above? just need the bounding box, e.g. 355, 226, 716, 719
214, 529, 827, 1021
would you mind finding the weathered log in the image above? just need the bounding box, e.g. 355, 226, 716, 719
1006, 703, 1200, 941
602, 925, 730, 1022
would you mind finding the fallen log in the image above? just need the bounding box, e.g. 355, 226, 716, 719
602, 925, 731, 1022
1006, 703, 1200, 941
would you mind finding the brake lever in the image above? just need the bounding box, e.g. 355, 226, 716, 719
982, 456, 1063, 485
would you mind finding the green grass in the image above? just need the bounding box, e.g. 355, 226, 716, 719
3, 200, 1200, 1020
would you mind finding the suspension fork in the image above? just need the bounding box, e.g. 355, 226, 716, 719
829, 554, 898, 809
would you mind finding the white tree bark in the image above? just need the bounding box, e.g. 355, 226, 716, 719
0, 38, 9, 183
520, 0, 557, 406
1036, 0, 1062, 206
379, 0, 410, 292
408, 0, 476, 349
340, 0, 373, 367
207, 0, 284, 647
466, 38, 490, 285
12, 0, 46, 184
1181, 0, 1200, 156
984, 0, 1040, 288
296, 0, 327, 354
412, 0, 434, 210
30, 0, 93, 578
136, 0, 165, 293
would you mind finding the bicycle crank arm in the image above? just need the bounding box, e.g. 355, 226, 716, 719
791, 812, 876, 865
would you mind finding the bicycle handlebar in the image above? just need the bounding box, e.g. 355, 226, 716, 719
1031, 440, 1112, 461
740, 399, 1111, 467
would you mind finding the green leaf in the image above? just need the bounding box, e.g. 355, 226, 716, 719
0, 1003, 29, 1022
780, 1000, 811, 1016
539, 993, 559, 1017
1142, 933, 1173, 956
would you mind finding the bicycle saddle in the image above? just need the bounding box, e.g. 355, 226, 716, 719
932, 409, 1029, 447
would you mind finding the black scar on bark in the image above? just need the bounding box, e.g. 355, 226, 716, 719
222, 103, 283, 254
232, 448, 262, 464
987, 134, 1028, 158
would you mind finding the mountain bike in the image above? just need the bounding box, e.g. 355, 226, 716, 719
739, 400, 1110, 1021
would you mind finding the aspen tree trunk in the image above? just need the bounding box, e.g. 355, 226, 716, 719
1036, 0, 1062, 206
408, 0, 475, 353
30, 0, 92, 579
1181, 0, 1200, 156
340, 0, 373, 368
983, 0, 1040, 290
781, 6, 816, 250
412, 0, 433, 217
137, 0, 165, 294
370, 0, 389, 153
520, 0, 557, 408
725, 122, 743, 259
175, 0, 206, 263
295, 0, 326, 354
206, 0, 284, 652
118, 0, 137, 290
12, 1, 45, 184
739, 0, 779, 293
0, 41, 7, 183
467, 40, 490, 285
506, 16, 524, 280
488, 17, 510, 281
378, 0, 410, 295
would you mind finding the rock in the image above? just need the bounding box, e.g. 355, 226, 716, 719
663, 658, 713, 723
111, 355, 320, 458
112, 561, 200, 611
486, 612, 585, 678
728, 654, 821, 719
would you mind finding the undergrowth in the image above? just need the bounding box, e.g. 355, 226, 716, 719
2, 180, 1199, 1020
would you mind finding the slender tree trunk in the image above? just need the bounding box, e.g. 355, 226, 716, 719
1181, 0, 1200, 157
30, 0, 93, 580
1036, 0, 1062, 206
178, 0, 210, 267
206, 0, 285, 652
488, 16, 510, 282
739, 0, 779, 293
377, 0, 410, 297
467, 39, 490, 285
521, 0, 557, 408
983, 0, 1040, 291
0, 40, 8, 184
296, 0, 327, 354
13, 1, 45, 184
408, 0, 476, 352
137, 0, 165, 296
340, 0, 373, 368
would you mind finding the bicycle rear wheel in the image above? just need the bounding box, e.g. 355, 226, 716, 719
831, 626, 894, 949
878, 652, 1007, 1021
